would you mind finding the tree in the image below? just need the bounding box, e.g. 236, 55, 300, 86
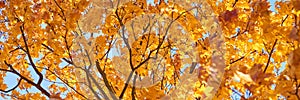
0, 0, 300, 99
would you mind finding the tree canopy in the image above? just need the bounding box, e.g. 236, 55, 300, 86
0, 0, 300, 99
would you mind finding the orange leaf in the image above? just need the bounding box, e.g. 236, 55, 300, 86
0, 1, 5, 8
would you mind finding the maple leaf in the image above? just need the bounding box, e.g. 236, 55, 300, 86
1, 0, 300, 99
292, 0, 300, 11
218, 9, 238, 22
289, 26, 300, 42
288, 48, 300, 68
234, 71, 253, 83
0, 1, 5, 8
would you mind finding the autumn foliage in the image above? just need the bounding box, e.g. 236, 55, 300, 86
0, 0, 300, 99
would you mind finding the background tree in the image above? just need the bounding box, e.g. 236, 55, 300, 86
0, 0, 299, 100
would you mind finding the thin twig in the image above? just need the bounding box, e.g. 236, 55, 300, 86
229, 50, 256, 64
0, 79, 22, 93
53, 0, 66, 21
263, 39, 278, 73
40, 66, 88, 99
281, 15, 289, 26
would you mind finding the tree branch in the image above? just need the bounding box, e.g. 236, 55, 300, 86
4, 61, 50, 97
263, 39, 278, 73
232, 0, 238, 7
229, 50, 256, 65
20, 25, 44, 85
85, 69, 102, 100
281, 15, 289, 26
0, 79, 22, 93
95, 60, 118, 100
87, 72, 110, 100
62, 31, 74, 63
131, 74, 138, 100
53, 0, 66, 21
41, 43, 73, 65
41, 66, 87, 99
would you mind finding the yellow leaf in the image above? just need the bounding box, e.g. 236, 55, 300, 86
47, 74, 56, 81
235, 71, 253, 83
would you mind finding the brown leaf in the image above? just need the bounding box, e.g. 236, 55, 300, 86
0, 1, 5, 8
288, 48, 300, 68
218, 9, 238, 22
289, 27, 300, 41
292, 0, 300, 11
50, 92, 62, 100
